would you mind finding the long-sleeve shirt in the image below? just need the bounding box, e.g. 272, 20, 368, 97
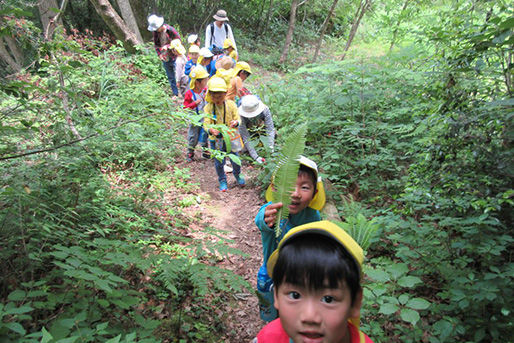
152, 24, 180, 61
204, 22, 236, 50
184, 59, 196, 77
238, 106, 276, 160
203, 100, 240, 140
183, 88, 207, 114
174, 54, 188, 84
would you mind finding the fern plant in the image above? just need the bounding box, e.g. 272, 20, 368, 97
335, 214, 379, 251
271, 123, 308, 237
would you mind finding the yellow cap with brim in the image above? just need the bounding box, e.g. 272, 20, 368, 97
265, 155, 326, 211
205, 76, 228, 103
266, 220, 364, 329
189, 65, 209, 89
266, 220, 364, 279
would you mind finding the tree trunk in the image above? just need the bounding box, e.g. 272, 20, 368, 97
89, 0, 139, 53
38, 0, 63, 38
312, 0, 339, 62
116, 0, 143, 44
261, 0, 275, 36
341, 0, 371, 60
279, 0, 299, 63
129, 0, 152, 42
389, 0, 411, 52
0, 37, 21, 73
5, 36, 23, 66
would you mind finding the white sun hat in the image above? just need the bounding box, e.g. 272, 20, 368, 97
147, 14, 164, 32
238, 95, 266, 118
199, 47, 214, 58
187, 34, 198, 44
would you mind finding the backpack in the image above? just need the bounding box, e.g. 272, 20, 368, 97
209, 22, 229, 47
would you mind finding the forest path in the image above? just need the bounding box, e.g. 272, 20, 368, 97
173, 150, 265, 341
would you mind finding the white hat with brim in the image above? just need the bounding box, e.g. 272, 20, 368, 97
147, 15, 164, 32
199, 47, 214, 58
187, 34, 198, 44
238, 95, 266, 118
213, 10, 229, 21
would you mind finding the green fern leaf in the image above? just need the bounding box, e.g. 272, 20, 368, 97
271, 124, 308, 237
335, 215, 379, 251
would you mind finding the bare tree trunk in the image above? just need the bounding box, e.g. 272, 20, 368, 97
389, 0, 411, 52
341, 0, 371, 61
0, 37, 21, 72
116, 0, 143, 44
4, 36, 23, 66
38, 0, 63, 38
129, 0, 152, 42
279, 0, 299, 63
89, 0, 139, 53
312, 0, 339, 62
261, 0, 275, 36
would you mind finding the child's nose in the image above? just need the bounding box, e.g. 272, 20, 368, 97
291, 186, 300, 198
300, 299, 322, 324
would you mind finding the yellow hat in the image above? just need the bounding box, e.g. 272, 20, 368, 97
189, 65, 209, 89
189, 45, 200, 54
234, 61, 252, 76
170, 39, 186, 56
206, 76, 228, 103
267, 220, 364, 278
215, 68, 234, 86
265, 155, 326, 211
223, 38, 235, 49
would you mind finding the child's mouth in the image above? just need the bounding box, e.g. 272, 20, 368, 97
299, 331, 323, 343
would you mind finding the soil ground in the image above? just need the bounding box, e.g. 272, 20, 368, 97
174, 148, 265, 342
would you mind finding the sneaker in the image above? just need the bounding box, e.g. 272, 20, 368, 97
235, 174, 245, 186
186, 152, 194, 162
202, 150, 211, 159
219, 181, 228, 192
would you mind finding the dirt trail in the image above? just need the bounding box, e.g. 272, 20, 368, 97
174, 153, 264, 341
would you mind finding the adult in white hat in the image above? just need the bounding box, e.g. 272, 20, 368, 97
204, 9, 237, 55
238, 95, 276, 164
147, 14, 181, 96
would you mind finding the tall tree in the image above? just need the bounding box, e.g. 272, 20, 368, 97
38, 0, 63, 38
341, 0, 372, 60
389, 0, 411, 51
116, 0, 143, 44
129, 0, 152, 42
279, 0, 299, 63
0, 36, 21, 73
89, 0, 139, 53
312, 0, 339, 62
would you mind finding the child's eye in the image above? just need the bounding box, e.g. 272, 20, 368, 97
287, 291, 301, 300
322, 295, 334, 303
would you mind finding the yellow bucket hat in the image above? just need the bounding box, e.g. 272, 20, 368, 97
170, 39, 186, 56
189, 65, 209, 89
223, 38, 235, 49
265, 155, 326, 211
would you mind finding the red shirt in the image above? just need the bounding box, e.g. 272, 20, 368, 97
255, 318, 374, 343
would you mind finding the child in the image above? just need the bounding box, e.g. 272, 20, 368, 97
198, 47, 217, 77
255, 155, 326, 321
223, 38, 238, 61
203, 76, 245, 191
183, 66, 209, 161
253, 220, 374, 343
171, 39, 188, 96
187, 34, 200, 47
184, 44, 200, 78
226, 61, 252, 103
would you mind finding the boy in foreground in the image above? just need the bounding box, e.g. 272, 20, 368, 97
253, 220, 374, 343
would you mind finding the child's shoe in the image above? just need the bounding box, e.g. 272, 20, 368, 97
235, 174, 245, 186
186, 152, 194, 162
219, 181, 228, 192
202, 150, 211, 159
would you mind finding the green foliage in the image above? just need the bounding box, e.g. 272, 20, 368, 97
0, 30, 248, 342
335, 213, 378, 251
271, 124, 308, 237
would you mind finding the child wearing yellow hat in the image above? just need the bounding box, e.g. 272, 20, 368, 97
226, 61, 252, 103
203, 76, 245, 191
223, 38, 238, 61
185, 44, 200, 78
183, 66, 210, 161
255, 155, 326, 322
170, 39, 188, 96
253, 220, 374, 343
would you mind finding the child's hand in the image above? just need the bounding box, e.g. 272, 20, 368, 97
229, 120, 238, 128
195, 99, 202, 105
210, 128, 220, 136
264, 202, 283, 228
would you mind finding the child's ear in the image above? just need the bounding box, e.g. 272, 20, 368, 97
350, 288, 363, 318
273, 286, 280, 311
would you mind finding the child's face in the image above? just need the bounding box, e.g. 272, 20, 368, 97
189, 52, 199, 62
274, 281, 362, 343
196, 78, 208, 89
210, 91, 226, 105
201, 57, 212, 66
288, 173, 316, 215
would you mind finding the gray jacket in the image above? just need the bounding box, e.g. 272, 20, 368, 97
238, 106, 275, 160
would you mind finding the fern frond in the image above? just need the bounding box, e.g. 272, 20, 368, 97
272, 124, 308, 238
335, 214, 379, 251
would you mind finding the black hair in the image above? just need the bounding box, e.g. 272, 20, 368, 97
298, 164, 317, 194
272, 233, 361, 305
